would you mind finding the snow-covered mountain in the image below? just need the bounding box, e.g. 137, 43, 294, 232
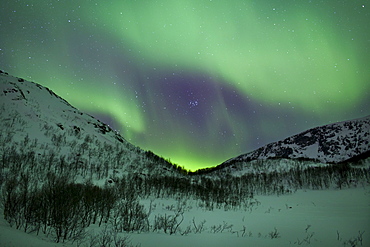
0, 70, 183, 180
1, 69, 369, 179
220, 115, 370, 168
0, 70, 128, 146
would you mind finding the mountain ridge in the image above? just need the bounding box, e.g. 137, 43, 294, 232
214, 114, 370, 174
1, 70, 369, 176
0, 70, 185, 180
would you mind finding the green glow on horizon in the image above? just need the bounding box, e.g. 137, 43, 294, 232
1, 0, 369, 170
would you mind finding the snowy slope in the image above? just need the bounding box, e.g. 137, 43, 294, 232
0, 70, 180, 178
221, 115, 370, 168
0, 70, 127, 146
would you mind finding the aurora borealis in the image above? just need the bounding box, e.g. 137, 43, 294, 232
1, 1, 369, 171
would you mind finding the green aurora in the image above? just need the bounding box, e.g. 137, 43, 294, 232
1, 0, 369, 170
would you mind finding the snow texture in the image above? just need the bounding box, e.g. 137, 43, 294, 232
222, 115, 370, 166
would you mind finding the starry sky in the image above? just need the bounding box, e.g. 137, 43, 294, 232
1, 1, 369, 171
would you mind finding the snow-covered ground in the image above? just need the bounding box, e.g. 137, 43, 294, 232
1, 186, 369, 247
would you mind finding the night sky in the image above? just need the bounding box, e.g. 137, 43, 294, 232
1, 1, 369, 171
